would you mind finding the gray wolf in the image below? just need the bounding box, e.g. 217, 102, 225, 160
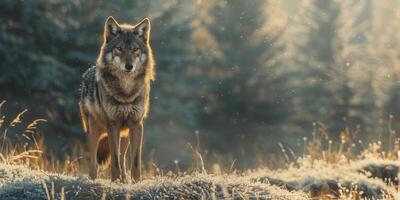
78, 16, 154, 182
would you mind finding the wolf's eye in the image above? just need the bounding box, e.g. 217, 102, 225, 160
116, 47, 122, 51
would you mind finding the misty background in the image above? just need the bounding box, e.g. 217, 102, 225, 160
0, 0, 399, 169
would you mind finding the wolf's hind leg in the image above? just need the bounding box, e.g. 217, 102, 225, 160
88, 117, 101, 179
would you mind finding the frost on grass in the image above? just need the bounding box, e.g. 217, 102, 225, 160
251, 158, 400, 199
1, 158, 400, 200
0, 164, 307, 200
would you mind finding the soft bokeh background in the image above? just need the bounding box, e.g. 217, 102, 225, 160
0, 0, 399, 169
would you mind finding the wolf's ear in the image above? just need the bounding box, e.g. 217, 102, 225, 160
104, 16, 120, 43
135, 18, 151, 42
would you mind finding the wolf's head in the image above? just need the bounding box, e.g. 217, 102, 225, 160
97, 16, 151, 73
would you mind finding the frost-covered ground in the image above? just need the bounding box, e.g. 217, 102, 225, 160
252, 158, 400, 199
0, 158, 399, 199
0, 164, 306, 200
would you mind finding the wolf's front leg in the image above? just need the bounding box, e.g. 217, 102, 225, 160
120, 137, 129, 182
107, 122, 123, 182
88, 117, 101, 179
129, 121, 143, 182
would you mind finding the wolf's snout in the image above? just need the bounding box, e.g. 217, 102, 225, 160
125, 63, 133, 71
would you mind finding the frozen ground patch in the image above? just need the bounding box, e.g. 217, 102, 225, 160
0, 164, 306, 200
251, 158, 400, 199
0, 158, 399, 199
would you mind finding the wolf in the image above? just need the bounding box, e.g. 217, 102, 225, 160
78, 16, 154, 182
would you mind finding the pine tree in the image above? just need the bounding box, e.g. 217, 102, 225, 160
149, 1, 206, 127
345, 0, 379, 133
377, 1, 400, 134
293, 0, 371, 136
196, 0, 287, 148
293, 0, 340, 133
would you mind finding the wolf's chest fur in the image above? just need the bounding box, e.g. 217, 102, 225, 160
80, 66, 148, 127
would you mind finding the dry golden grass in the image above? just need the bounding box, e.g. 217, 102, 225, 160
0, 101, 44, 166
